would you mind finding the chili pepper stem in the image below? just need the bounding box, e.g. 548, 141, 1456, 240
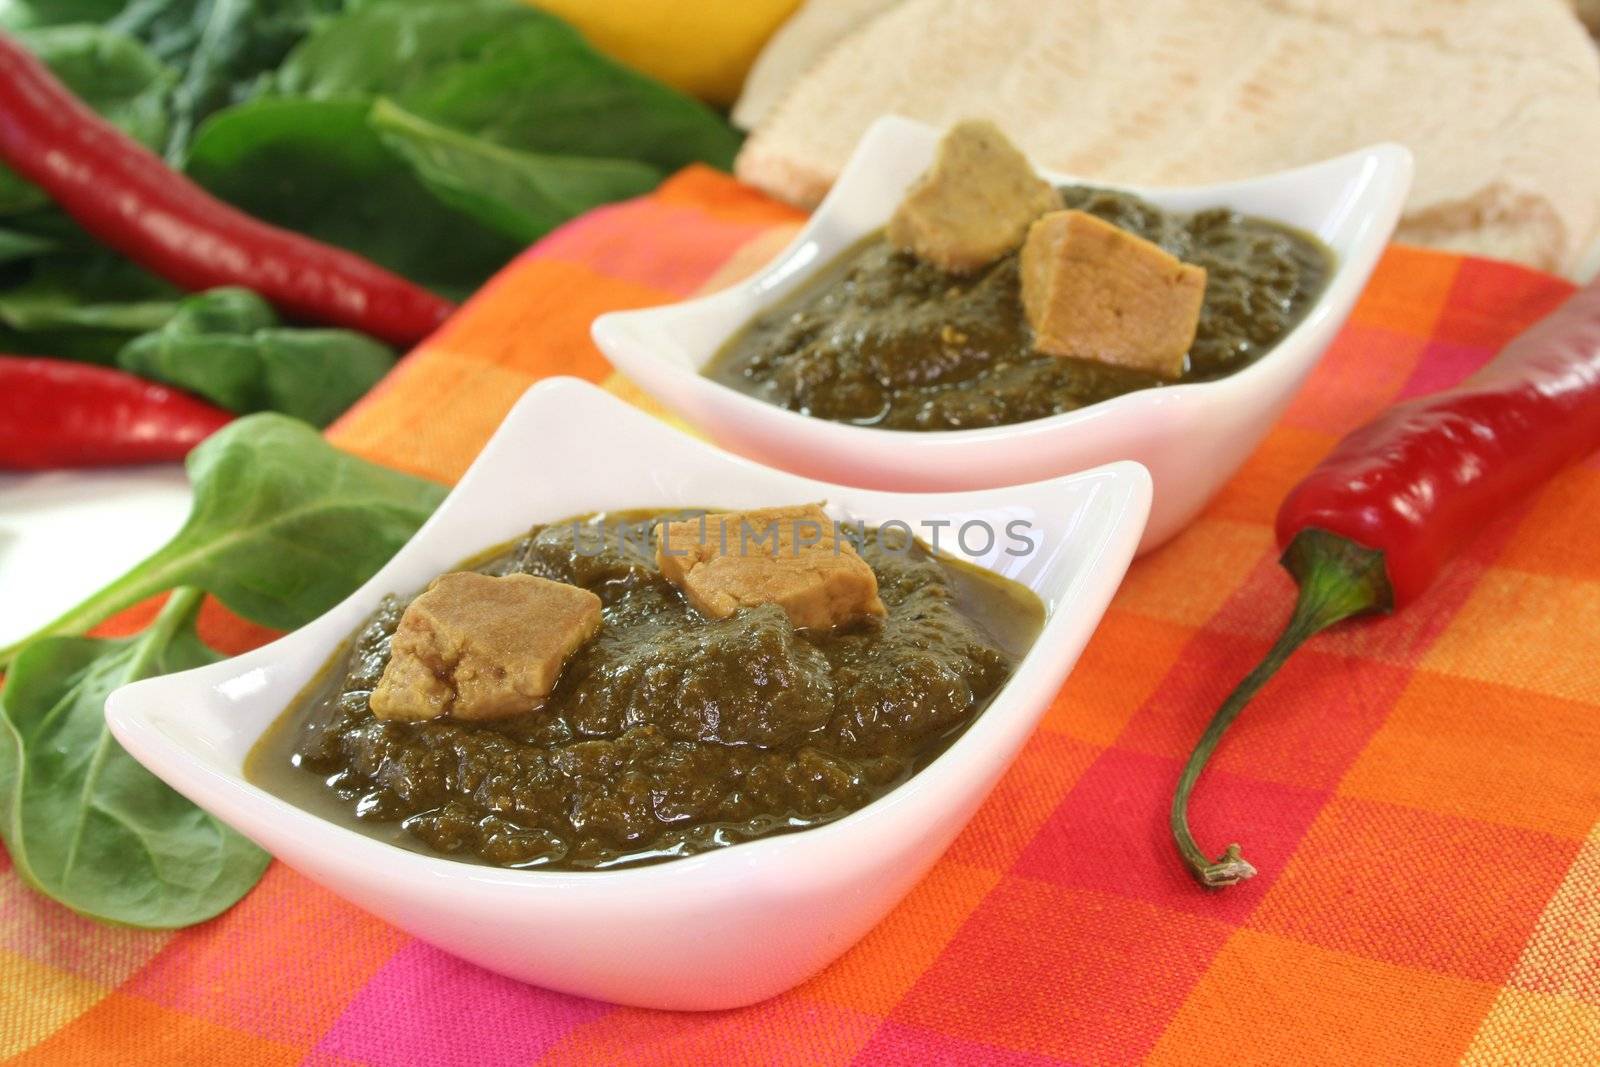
1171, 529, 1394, 888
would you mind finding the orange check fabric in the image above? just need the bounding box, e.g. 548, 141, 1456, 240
4, 167, 1599, 1066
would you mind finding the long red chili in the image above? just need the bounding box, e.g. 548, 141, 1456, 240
0, 356, 233, 469
0, 33, 454, 348
1172, 274, 1600, 888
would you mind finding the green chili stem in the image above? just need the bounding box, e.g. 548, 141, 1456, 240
1171, 529, 1394, 888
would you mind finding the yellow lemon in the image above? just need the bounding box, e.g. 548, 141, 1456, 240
529, 0, 801, 106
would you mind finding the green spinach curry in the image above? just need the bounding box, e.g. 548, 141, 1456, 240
248, 510, 1043, 870
706, 186, 1333, 430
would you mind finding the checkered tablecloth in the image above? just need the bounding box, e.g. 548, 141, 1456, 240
4, 167, 1597, 1065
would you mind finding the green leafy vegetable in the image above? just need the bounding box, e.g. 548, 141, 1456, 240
141, 281, 277, 333
185, 96, 522, 299
118, 287, 394, 425
0, 203, 116, 250
1, 1, 344, 160
277, 0, 740, 173
0, 226, 57, 265
370, 98, 660, 244
107, 0, 346, 159
0, 1, 735, 350
0, 588, 270, 927
0, 295, 181, 363
397, 37, 741, 177
0, 285, 176, 333
275, 0, 535, 100
0, 412, 447, 666
0, 1, 127, 31
0, 247, 182, 362
0, 24, 173, 213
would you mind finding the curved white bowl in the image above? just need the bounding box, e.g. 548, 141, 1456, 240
106, 378, 1151, 1010
594, 116, 1412, 553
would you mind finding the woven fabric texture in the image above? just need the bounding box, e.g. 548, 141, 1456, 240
3, 167, 1597, 1066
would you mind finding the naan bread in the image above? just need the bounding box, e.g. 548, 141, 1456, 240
732, 0, 901, 130
737, 0, 1600, 276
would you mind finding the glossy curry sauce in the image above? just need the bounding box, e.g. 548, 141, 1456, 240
248, 510, 1043, 870
706, 186, 1332, 430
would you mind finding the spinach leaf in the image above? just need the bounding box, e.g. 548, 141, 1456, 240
0, 297, 181, 363
278, 0, 740, 173
0, 1, 127, 30
107, 0, 347, 159
0, 247, 182, 363
0, 25, 173, 214
0, 412, 446, 667
0, 286, 177, 333
0, 227, 57, 265
0, 204, 113, 252
3, 1, 344, 159
370, 98, 660, 244
396, 33, 740, 176
0, 588, 270, 927
275, 0, 530, 100
185, 96, 521, 299
118, 287, 394, 425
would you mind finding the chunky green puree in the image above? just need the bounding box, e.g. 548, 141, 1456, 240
249, 511, 1043, 870
706, 186, 1333, 430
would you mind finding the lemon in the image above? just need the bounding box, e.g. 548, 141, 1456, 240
528, 0, 801, 106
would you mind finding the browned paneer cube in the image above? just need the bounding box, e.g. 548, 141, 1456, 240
656, 503, 886, 630
369, 572, 602, 722
1020, 209, 1207, 379
887, 119, 1062, 274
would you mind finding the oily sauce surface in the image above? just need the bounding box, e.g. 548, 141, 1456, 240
706, 186, 1332, 430
248, 510, 1043, 870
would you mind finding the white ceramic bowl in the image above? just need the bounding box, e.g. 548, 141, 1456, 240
594, 116, 1412, 553
106, 378, 1151, 1010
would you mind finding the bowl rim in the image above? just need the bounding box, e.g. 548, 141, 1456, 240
592, 116, 1413, 446
106, 378, 1152, 893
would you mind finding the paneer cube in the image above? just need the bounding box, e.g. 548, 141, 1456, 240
656, 503, 886, 630
887, 119, 1062, 274
369, 571, 602, 722
1020, 209, 1207, 379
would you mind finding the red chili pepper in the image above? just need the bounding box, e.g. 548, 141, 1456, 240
1172, 276, 1600, 888
0, 33, 454, 348
0, 356, 232, 469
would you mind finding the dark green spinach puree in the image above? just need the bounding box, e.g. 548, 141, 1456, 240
249, 511, 1043, 870
706, 186, 1332, 430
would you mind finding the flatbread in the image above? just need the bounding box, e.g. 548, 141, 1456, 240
737, 0, 1600, 276
732, 0, 902, 130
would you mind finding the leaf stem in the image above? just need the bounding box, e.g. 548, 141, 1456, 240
0, 565, 174, 671
143, 587, 205, 653
1171, 529, 1394, 888
57, 587, 203, 881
